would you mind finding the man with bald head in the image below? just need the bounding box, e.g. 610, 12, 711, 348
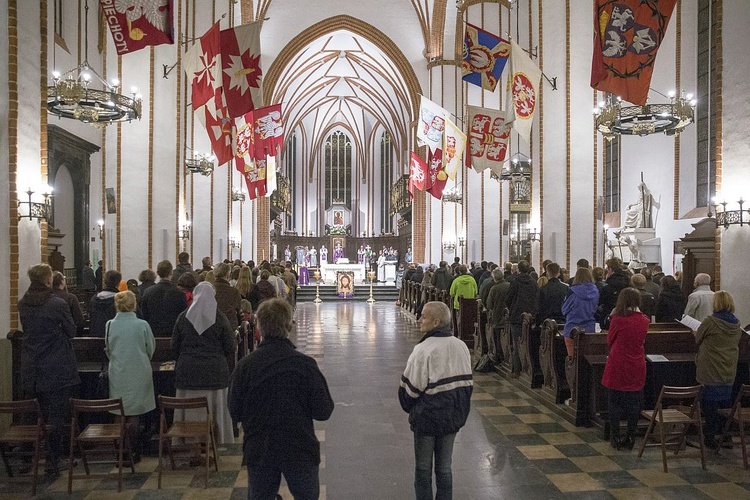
684, 273, 715, 322
399, 301, 473, 500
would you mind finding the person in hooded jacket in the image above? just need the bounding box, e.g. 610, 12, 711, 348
695, 291, 743, 449
505, 260, 538, 376
171, 252, 194, 285
18, 264, 79, 474
654, 276, 686, 322
431, 261, 454, 292
52, 271, 85, 335
561, 267, 600, 357
172, 281, 236, 444
449, 265, 478, 334
89, 270, 123, 337
596, 257, 632, 329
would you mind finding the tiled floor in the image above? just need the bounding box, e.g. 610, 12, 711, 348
2, 302, 749, 499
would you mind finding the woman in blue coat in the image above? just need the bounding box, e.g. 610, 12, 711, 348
562, 268, 600, 357
105, 290, 156, 461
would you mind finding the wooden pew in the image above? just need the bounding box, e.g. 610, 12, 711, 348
518, 313, 543, 388
539, 319, 570, 403
457, 297, 478, 349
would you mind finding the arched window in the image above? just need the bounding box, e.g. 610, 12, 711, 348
324, 131, 352, 209
380, 132, 393, 233
284, 133, 296, 230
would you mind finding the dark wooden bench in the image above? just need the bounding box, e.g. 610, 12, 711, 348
518, 313, 543, 388
539, 319, 569, 403
457, 297, 477, 350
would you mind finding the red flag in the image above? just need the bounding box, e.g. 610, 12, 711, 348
234, 111, 266, 199
99, 0, 174, 55
251, 105, 284, 159
591, 0, 678, 106
184, 22, 221, 110
200, 90, 233, 166
221, 22, 263, 118
426, 149, 448, 200
408, 152, 428, 196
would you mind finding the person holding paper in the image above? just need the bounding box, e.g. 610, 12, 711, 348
684, 273, 715, 322
695, 291, 743, 450
601, 288, 650, 451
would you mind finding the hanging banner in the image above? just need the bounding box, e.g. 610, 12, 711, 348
505, 40, 542, 145
461, 23, 510, 91
417, 96, 449, 153
99, 0, 174, 55
467, 105, 510, 175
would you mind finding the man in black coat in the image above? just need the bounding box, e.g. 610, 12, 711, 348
431, 261, 454, 292
171, 252, 194, 284
141, 260, 188, 336
537, 262, 569, 325
505, 260, 538, 376
89, 270, 122, 336
597, 257, 632, 328
229, 298, 333, 499
18, 264, 79, 474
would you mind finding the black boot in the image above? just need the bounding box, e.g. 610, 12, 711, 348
610, 432, 621, 450
622, 431, 635, 451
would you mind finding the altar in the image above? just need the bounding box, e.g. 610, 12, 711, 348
320, 263, 367, 283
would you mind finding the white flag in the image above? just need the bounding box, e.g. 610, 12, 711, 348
416, 96, 449, 153
467, 105, 510, 175
505, 40, 542, 145
443, 118, 466, 180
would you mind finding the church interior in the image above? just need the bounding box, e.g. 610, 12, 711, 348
2, 0, 750, 498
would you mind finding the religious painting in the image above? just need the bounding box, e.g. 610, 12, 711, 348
333, 210, 344, 226
106, 188, 117, 214
337, 271, 354, 298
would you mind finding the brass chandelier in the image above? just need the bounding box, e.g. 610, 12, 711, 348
594, 91, 695, 139
47, 0, 141, 127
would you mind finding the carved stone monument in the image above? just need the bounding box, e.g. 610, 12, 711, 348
606, 174, 662, 266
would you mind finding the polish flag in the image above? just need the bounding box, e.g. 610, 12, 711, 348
251, 104, 284, 160
198, 90, 233, 166
426, 149, 448, 200
221, 22, 263, 118
408, 152, 429, 196
234, 112, 266, 199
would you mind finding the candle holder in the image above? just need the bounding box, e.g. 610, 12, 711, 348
313, 271, 322, 304
366, 271, 376, 303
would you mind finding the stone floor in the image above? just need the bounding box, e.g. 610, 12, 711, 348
1, 301, 749, 499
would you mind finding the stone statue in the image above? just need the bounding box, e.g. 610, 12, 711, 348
621, 235, 646, 271
624, 176, 660, 229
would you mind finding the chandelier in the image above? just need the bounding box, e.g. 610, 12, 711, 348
594, 91, 695, 139
711, 197, 748, 229
185, 154, 215, 176
231, 188, 246, 202
500, 153, 532, 181
47, 0, 141, 127
442, 185, 462, 204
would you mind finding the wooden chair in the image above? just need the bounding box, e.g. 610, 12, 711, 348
637, 385, 706, 472
157, 395, 219, 488
718, 384, 750, 469
68, 397, 135, 494
0, 399, 45, 495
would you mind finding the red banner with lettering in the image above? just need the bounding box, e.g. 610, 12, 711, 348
99, 0, 174, 55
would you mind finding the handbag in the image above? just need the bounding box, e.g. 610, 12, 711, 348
94, 323, 111, 399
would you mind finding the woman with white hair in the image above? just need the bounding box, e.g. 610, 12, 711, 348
172, 281, 236, 444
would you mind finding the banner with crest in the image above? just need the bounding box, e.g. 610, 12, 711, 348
467, 105, 510, 175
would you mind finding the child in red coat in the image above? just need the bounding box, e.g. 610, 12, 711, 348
602, 287, 650, 450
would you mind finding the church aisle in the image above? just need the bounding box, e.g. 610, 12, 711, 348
3, 302, 750, 499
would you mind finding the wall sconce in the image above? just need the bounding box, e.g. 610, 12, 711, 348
711, 197, 748, 228
527, 228, 541, 242
231, 188, 246, 202
97, 219, 104, 239
18, 186, 53, 222
442, 241, 456, 251
229, 235, 241, 249
458, 236, 466, 248
179, 220, 191, 240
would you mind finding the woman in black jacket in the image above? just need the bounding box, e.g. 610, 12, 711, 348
172, 281, 236, 444
654, 276, 686, 323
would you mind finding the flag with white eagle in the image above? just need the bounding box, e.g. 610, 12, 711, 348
505, 40, 541, 145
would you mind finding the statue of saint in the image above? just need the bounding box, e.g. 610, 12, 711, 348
624, 177, 660, 229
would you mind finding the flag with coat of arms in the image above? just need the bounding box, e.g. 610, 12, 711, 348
505, 40, 542, 145
408, 152, 429, 197
461, 23, 510, 92
466, 105, 510, 175
416, 96, 449, 153
443, 118, 466, 181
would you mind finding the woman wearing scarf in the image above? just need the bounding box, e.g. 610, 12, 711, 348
695, 291, 743, 449
172, 282, 236, 444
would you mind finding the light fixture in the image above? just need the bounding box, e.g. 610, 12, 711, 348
458, 236, 466, 248
97, 219, 104, 239
179, 219, 191, 240
442, 185, 462, 204
47, 0, 141, 127
185, 153, 215, 176
442, 241, 456, 251
231, 188, 246, 202
527, 228, 541, 242
711, 197, 748, 228
594, 91, 695, 139
18, 186, 53, 222
229, 235, 241, 249
501, 153, 532, 181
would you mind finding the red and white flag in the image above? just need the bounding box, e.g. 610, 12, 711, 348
443, 118, 466, 181
221, 22, 263, 118
417, 96, 448, 153
198, 89, 234, 166
408, 152, 429, 196
426, 149, 448, 200
505, 40, 542, 145
467, 105, 510, 175
99, 0, 174, 55
251, 104, 284, 160
184, 22, 222, 110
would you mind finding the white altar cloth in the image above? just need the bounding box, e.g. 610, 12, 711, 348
321, 263, 367, 283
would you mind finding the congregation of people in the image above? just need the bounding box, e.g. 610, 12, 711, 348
399, 255, 747, 452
